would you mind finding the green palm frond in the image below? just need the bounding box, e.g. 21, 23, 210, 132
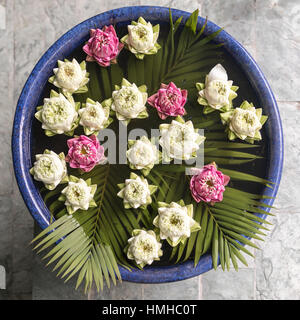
31, 8, 275, 293
167, 182, 272, 269
32, 164, 138, 292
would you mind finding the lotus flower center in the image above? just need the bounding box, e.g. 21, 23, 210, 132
141, 241, 154, 253
73, 142, 97, 159
215, 81, 227, 95
129, 141, 155, 167
64, 66, 74, 77
125, 181, 145, 200
231, 108, 262, 136
171, 126, 190, 144
80, 146, 88, 155
159, 91, 180, 108
42, 98, 73, 125
206, 179, 214, 187
35, 158, 55, 177
137, 27, 148, 39
243, 113, 255, 125
159, 208, 189, 237
131, 233, 158, 263
195, 174, 218, 196
66, 184, 89, 204
113, 85, 144, 118
167, 92, 178, 102
89, 109, 97, 117
97, 33, 109, 46
118, 88, 138, 108
123, 89, 137, 106
170, 214, 184, 227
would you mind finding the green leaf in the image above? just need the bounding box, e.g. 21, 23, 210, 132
220, 168, 274, 185
87, 63, 102, 102
212, 224, 219, 270
229, 244, 239, 271
194, 205, 209, 266
219, 230, 225, 271
110, 63, 124, 88
211, 212, 269, 232
224, 239, 230, 271
230, 244, 249, 267
183, 203, 203, 261
100, 67, 111, 98
203, 211, 214, 254
219, 229, 260, 249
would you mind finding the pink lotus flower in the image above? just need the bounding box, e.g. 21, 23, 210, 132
66, 135, 105, 172
189, 163, 230, 205
83, 25, 124, 67
147, 82, 187, 119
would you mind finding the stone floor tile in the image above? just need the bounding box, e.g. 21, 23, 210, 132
255, 0, 300, 101
0, 0, 14, 196
10, 270, 32, 295
88, 281, 144, 300
201, 268, 255, 300
0, 265, 5, 289
271, 102, 300, 212
143, 277, 200, 300
0, 195, 13, 295
255, 210, 300, 300
32, 253, 88, 300
0, 143, 13, 196
252, 102, 300, 299
10, 180, 33, 295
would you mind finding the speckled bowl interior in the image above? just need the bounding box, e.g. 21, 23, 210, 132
11, 6, 283, 283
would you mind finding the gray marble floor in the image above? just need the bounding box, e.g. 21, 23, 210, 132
0, 0, 299, 300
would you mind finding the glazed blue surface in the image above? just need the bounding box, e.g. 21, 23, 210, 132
11, 6, 283, 283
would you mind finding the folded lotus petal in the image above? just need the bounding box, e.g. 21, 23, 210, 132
66, 135, 105, 172
149, 82, 187, 119
83, 25, 123, 67
147, 93, 158, 106
190, 163, 229, 204
207, 63, 228, 83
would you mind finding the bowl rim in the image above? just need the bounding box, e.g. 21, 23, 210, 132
11, 5, 284, 283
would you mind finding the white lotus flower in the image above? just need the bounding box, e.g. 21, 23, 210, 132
121, 17, 161, 59
153, 201, 201, 247
159, 116, 205, 161
60, 176, 97, 214
78, 98, 113, 135
49, 58, 89, 96
127, 229, 163, 267
108, 78, 148, 125
126, 136, 160, 175
196, 64, 238, 113
220, 100, 268, 143
35, 90, 79, 136
230, 108, 262, 138
30, 150, 68, 190
117, 172, 157, 209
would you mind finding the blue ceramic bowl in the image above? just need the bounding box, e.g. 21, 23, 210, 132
11, 6, 283, 283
